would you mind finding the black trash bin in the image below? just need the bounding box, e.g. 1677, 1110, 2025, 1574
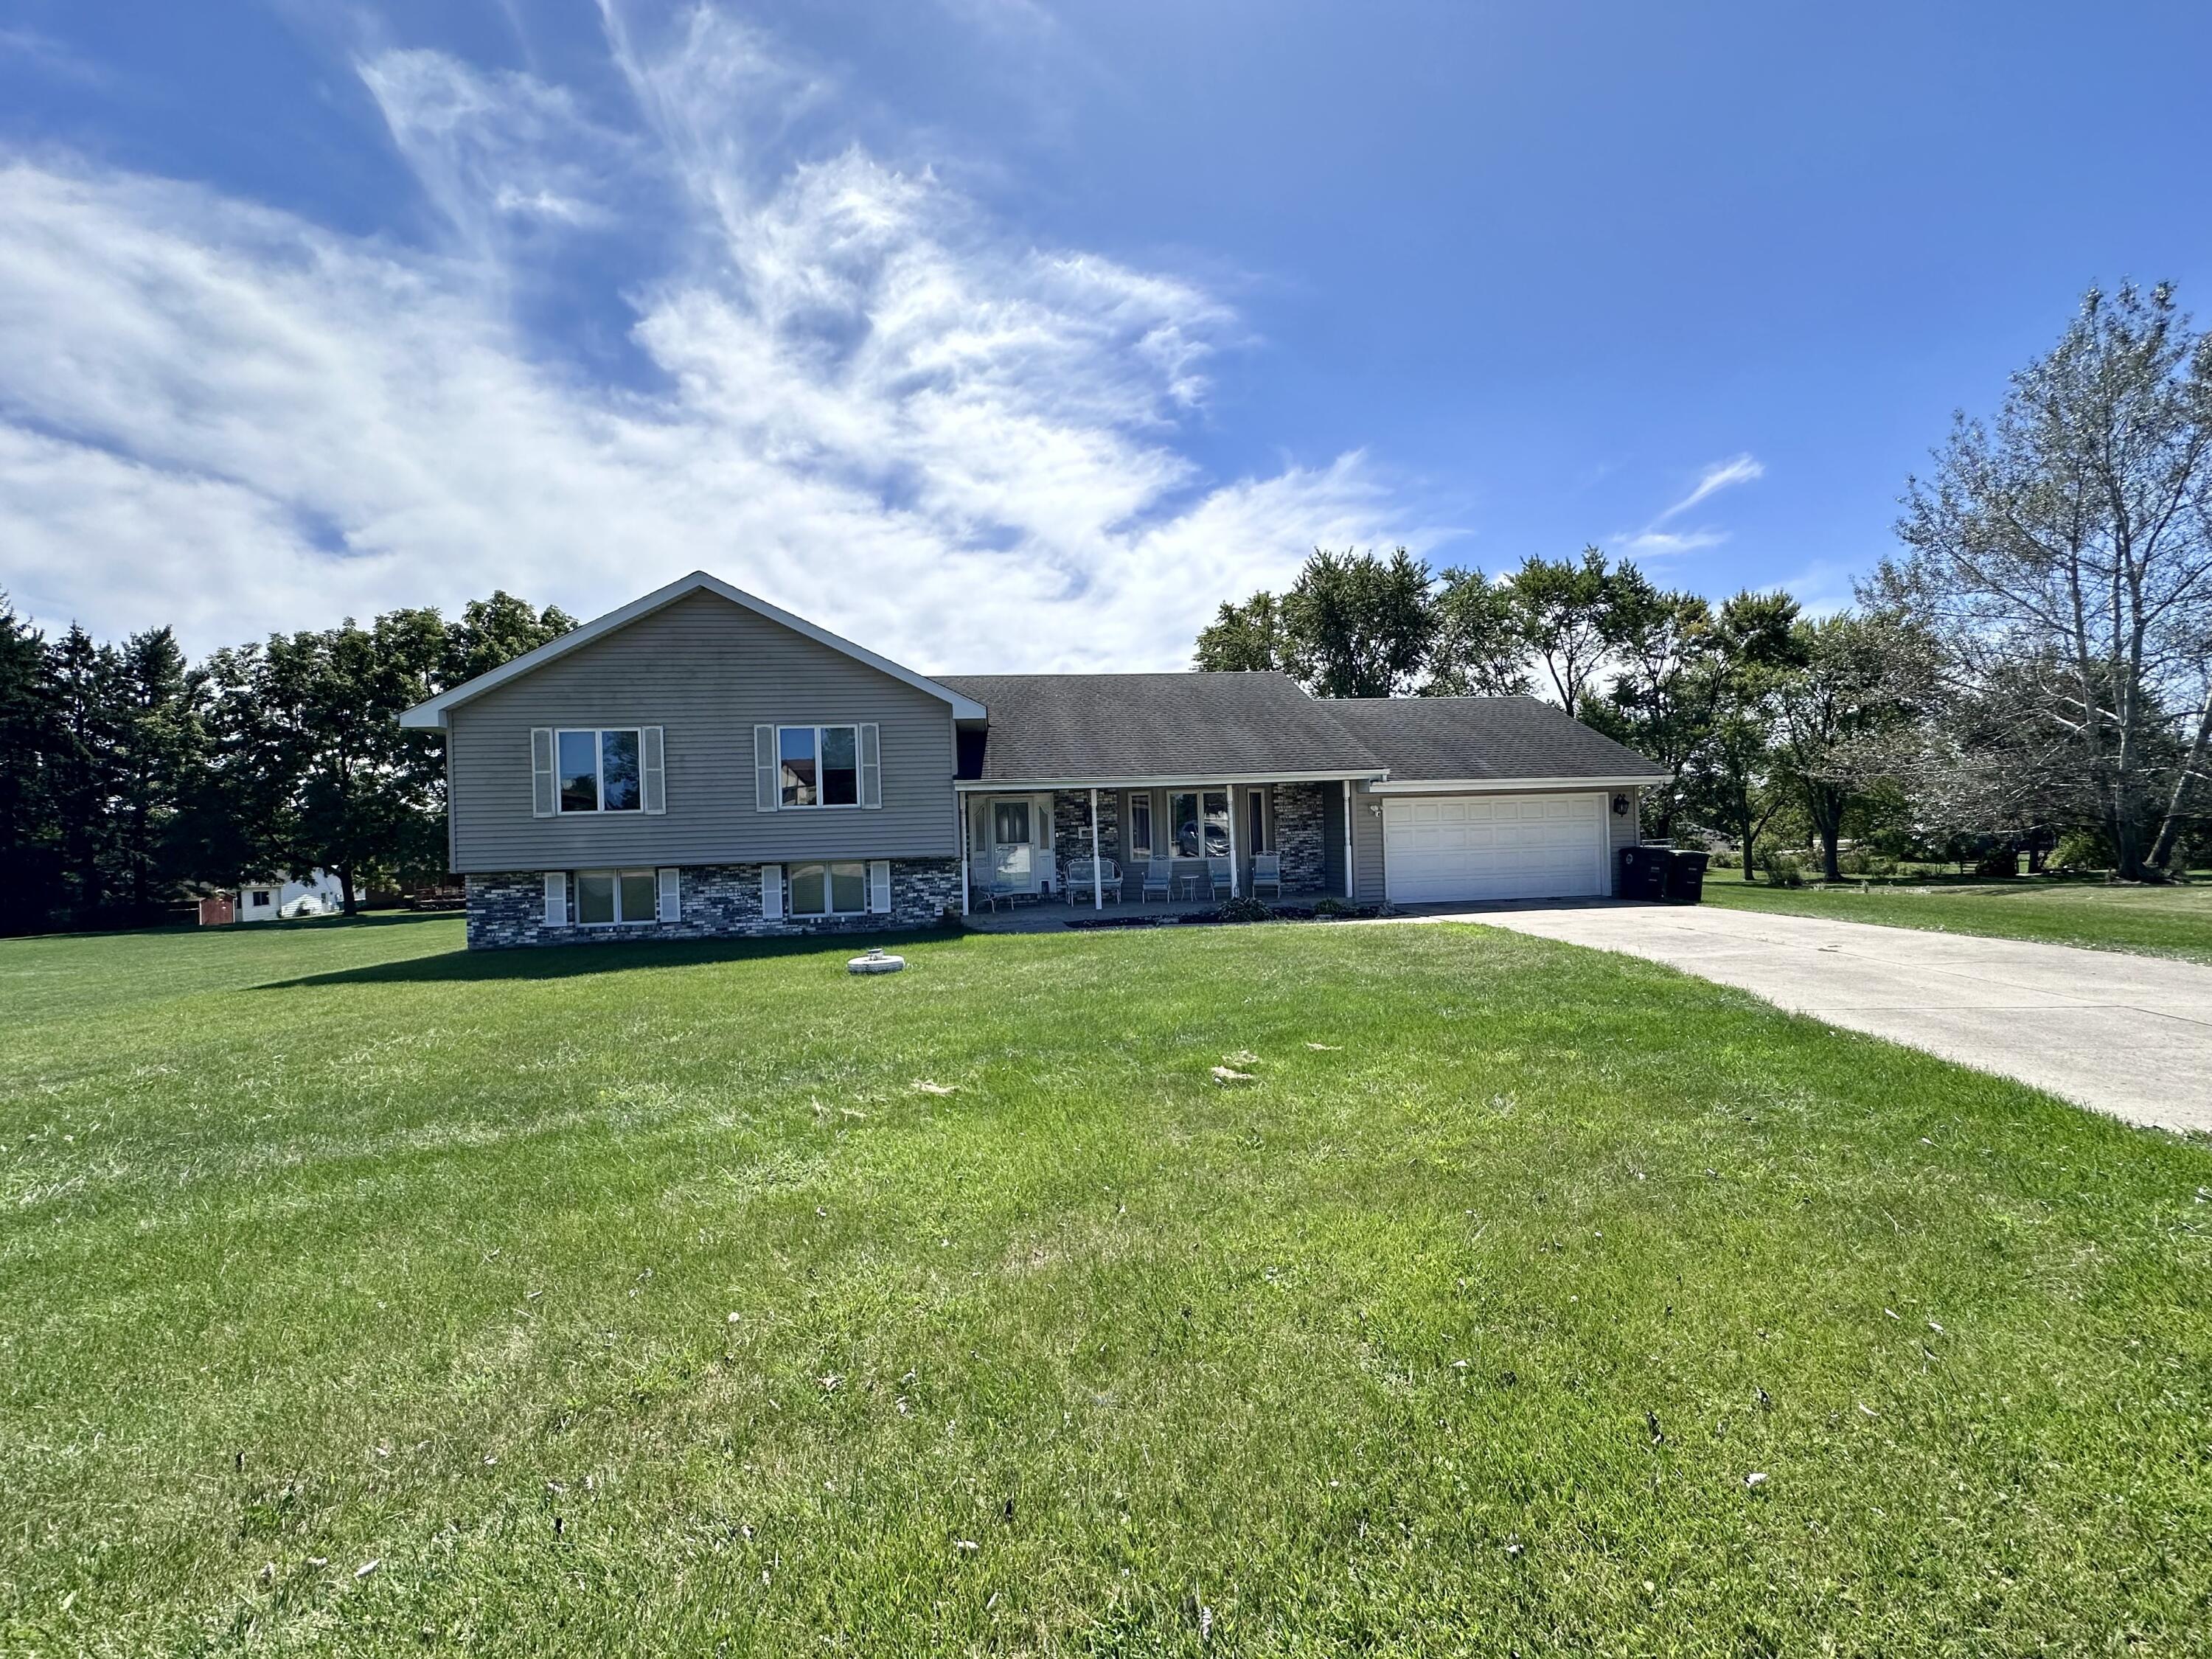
1664, 850, 1710, 904
1617, 844, 1671, 901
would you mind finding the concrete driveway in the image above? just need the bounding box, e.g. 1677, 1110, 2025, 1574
1427, 900, 2212, 1133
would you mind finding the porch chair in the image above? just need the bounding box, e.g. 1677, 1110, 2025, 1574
973, 872, 1025, 912
1250, 852, 1283, 899
1141, 857, 1173, 903
1206, 854, 1234, 899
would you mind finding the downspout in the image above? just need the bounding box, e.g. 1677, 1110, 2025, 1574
1089, 788, 1103, 911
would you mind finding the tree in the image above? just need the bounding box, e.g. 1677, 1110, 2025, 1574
444, 591, 580, 686
1587, 566, 1714, 839
1505, 546, 1617, 717
1280, 547, 1437, 698
1770, 614, 1913, 882
46, 625, 124, 917
1425, 567, 1531, 696
0, 597, 61, 932
1681, 591, 1806, 881
1194, 591, 1287, 674
1877, 281, 2212, 880
1198, 548, 1437, 696
103, 628, 206, 914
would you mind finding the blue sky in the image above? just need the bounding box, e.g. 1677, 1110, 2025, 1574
2, 1, 2208, 669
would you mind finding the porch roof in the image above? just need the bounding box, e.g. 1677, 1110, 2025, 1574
939, 671, 1382, 787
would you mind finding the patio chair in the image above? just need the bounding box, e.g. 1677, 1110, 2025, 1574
1250, 852, 1283, 899
1206, 854, 1233, 898
973, 873, 1025, 912
1141, 857, 1173, 903
1061, 856, 1095, 901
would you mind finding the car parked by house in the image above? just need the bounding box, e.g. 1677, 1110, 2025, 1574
399, 572, 1665, 947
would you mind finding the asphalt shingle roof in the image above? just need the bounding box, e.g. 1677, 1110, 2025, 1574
1321, 695, 1667, 782
940, 675, 1666, 786
938, 672, 1377, 783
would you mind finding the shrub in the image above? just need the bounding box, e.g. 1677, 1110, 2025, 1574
2050, 832, 2107, 873
1311, 897, 1349, 917
1761, 850, 1806, 888
1217, 895, 1273, 925
1709, 850, 1740, 869
1974, 848, 2021, 879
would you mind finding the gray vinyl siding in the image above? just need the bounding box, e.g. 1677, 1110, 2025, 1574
445, 590, 957, 874
1350, 782, 1387, 902
1608, 785, 1642, 894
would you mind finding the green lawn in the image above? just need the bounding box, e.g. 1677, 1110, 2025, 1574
1701, 873, 2212, 964
3, 917, 2208, 1655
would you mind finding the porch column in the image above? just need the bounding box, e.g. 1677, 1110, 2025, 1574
1225, 782, 1240, 897
1088, 788, 1103, 911
959, 791, 971, 915
1343, 780, 1354, 898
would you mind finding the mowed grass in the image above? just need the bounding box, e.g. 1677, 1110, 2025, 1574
2, 917, 2209, 1656
1702, 873, 2212, 964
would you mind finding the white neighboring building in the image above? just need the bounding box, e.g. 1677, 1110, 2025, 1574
234, 871, 346, 921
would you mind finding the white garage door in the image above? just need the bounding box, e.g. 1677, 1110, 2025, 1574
1382, 792, 1608, 903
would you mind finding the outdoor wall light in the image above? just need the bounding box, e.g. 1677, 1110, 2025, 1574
1612, 793, 1630, 816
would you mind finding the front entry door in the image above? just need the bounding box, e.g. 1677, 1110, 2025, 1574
991, 799, 1034, 888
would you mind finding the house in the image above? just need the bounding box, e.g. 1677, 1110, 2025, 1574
398, 572, 1666, 948
231, 872, 345, 922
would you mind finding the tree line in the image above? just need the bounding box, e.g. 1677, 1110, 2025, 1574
0, 592, 575, 933
1197, 283, 2212, 883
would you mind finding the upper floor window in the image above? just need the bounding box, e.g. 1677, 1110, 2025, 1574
558, 728, 642, 813
779, 725, 859, 808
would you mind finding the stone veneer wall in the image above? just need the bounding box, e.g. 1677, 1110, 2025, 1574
1273, 783, 1328, 894
1050, 790, 1122, 892
1043, 784, 1329, 897
465, 859, 963, 949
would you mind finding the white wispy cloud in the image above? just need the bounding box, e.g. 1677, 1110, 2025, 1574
1655, 453, 1763, 524
1612, 453, 1763, 560
0, 4, 1389, 668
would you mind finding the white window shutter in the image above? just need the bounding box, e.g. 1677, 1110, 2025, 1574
859, 723, 882, 809
531, 728, 555, 817
868, 860, 891, 914
656, 867, 681, 923
542, 871, 566, 926
760, 863, 784, 920
641, 726, 666, 814
754, 725, 779, 812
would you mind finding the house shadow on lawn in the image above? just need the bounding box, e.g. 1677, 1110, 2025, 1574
257, 927, 970, 990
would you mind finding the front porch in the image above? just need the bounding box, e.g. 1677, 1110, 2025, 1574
957, 779, 1354, 915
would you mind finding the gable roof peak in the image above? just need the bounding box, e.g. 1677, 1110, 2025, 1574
397, 570, 987, 728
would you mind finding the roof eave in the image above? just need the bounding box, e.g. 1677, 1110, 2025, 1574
957, 768, 1389, 790
1364, 773, 1667, 793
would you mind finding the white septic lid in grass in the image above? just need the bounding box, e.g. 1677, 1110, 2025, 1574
849, 947, 905, 974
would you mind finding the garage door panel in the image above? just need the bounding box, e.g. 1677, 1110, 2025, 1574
1383, 791, 1607, 902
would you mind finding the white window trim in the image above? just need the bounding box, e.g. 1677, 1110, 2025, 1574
776, 724, 865, 811
556, 727, 647, 815
1167, 787, 1233, 859
1244, 785, 1274, 854
787, 859, 872, 917
571, 866, 661, 926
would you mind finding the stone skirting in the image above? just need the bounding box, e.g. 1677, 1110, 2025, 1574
465, 859, 964, 949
